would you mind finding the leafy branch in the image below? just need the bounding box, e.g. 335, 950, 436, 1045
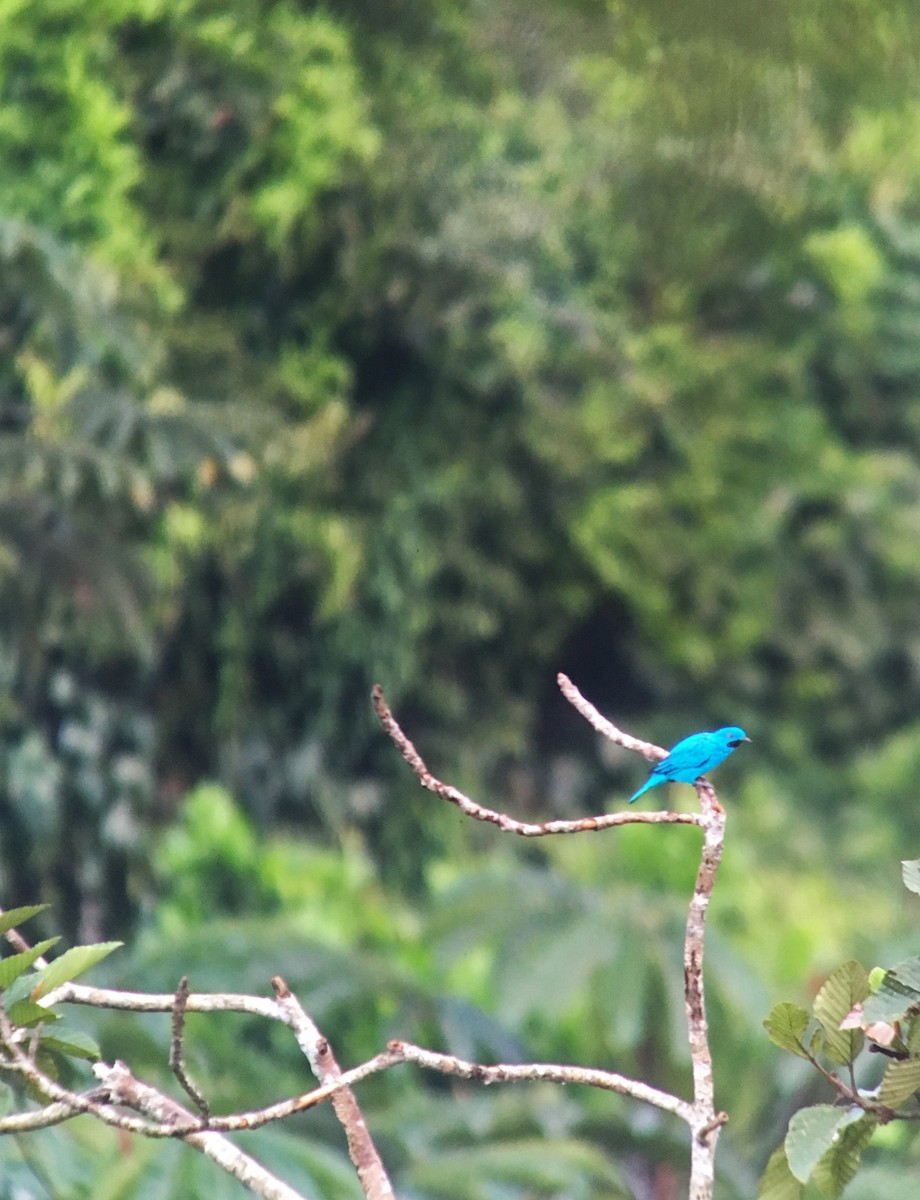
761, 858, 920, 1198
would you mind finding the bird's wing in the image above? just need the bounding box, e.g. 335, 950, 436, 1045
666, 733, 718, 774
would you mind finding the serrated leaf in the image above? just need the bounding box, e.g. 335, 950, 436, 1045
878, 1058, 920, 1108
758, 1144, 803, 1200
814, 962, 868, 1064
29, 941, 122, 998
0, 906, 50, 936
764, 1002, 811, 1057
6, 1000, 59, 1028
39, 1025, 100, 1061
784, 1105, 863, 1184
0, 940, 59, 989
861, 956, 920, 1024
810, 1115, 876, 1199
902, 860, 920, 896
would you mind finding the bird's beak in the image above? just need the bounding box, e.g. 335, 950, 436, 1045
742, 736, 752, 743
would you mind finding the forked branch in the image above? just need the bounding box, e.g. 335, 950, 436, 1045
373, 675, 728, 1200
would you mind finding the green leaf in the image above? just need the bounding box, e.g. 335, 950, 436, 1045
6, 1000, 59, 1028
784, 1105, 863, 1184
878, 1058, 920, 1108
868, 966, 887, 991
902, 859, 920, 896
764, 1002, 811, 1058
0, 939, 59, 990
811, 1115, 876, 1199
814, 961, 868, 1064
0, 905, 50, 936
39, 1024, 100, 1061
29, 942, 122, 998
758, 1145, 803, 1200
861, 956, 920, 1024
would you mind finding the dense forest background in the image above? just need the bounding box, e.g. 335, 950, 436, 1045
2, 0, 920, 1196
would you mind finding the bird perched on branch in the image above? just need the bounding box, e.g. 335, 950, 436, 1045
628, 727, 751, 804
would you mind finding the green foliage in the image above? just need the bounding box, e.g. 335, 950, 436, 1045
0, 908, 119, 1075
0, 941, 59, 990
877, 1058, 920, 1109
762, 865, 920, 1195
759, 1110, 878, 1200
809, 1114, 877, 1200
0, 907, 49, 936
861, 956, 920, 1025
0, 0, 162, 278
29, 941, 123, 999
6, 0, 920, 874
153, 782, 279, 926
784, 1106, 867, 1186
404, 1138, 632, 1199
37, 1025, 102, 1062
764, 1002, 811, 1059
813, 961, 868, 1065
759, 1144, 804, 1200
6, 0, 920, 1195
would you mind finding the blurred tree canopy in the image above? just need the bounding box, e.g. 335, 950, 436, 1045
3, 0, 920, 1195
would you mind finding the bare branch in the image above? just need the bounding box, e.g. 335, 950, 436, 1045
375, 677, 729, 1200
0, 1099, 82, 1133
40, 980, 283, 1019
273, 977, 395, 1200
0, 1050, 404, 1139
95, 1061, 308, 1200
557, 673, 666, 762
386, 1040, 695, 1123
0, 1009, 187, 1140
371, 684, 699, 833
204, 1051, 401, 1131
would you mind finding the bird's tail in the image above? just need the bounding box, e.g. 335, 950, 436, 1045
628, 777, 655, 804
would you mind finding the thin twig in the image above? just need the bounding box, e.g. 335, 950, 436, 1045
387, 1040, 695, 1122
793, 1041, 920, 1123
170, 976, 210, 1121
40, 980, 283, 1019
556, 673, 666, 762
0, 1051, 403, 1138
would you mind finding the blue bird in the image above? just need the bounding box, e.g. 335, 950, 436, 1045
628, 727, 750, 804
